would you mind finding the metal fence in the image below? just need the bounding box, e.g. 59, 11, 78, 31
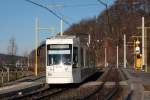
0, 66, 32, 86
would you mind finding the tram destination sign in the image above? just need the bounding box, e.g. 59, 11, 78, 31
48, 50, 70, 54
50, 44, 70, 49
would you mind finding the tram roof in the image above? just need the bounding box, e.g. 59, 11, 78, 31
47, 35, 77, 40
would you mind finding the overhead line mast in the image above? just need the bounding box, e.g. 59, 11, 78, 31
97, 0, 112, 36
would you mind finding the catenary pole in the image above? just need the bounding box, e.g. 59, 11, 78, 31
117, 45, 118, 68
105, 47, 107, 67
142, 17, 145, 69
124, 34, 126, 68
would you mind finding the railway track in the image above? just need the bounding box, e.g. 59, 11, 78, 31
7, 84, 70, 100
77, 66, 120, 100
5, 66, 121, 100
6, 84, 49, 100
33, 87, 69, 100
104, 68, 120, 100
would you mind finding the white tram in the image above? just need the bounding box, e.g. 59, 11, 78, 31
46, 35, 97, 84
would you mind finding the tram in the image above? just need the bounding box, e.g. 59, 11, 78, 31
46, 35, 97, 84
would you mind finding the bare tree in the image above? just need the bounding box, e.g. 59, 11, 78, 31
23, 50, 29, 66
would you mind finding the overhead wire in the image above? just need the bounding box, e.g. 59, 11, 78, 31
25, 0, 71, 25
52, 4, 100, 8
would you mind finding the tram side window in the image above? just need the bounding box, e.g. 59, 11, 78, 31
73, 47, 78, 67
81, 48, 84, 67
86, 50, 89, 66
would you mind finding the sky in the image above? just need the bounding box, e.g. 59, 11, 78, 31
0, 0, 115, 56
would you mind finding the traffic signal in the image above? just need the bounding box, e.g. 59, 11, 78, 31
135, 54, 142, 70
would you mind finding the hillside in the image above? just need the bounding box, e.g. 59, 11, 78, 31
29, 0, 150, 68
64, 0, 150, 66
0, 53, 26, 67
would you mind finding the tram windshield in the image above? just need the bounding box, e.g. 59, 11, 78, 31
47, 44, 72, 65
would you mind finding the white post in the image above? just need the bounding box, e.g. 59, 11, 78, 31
60, 18, 63, 36
1, 69, 3, 84
117, 45, 119, 68
28, 55, 29, 71
142, 17, 145, 68
105, 47, 107, 67
6, 67, 9, 82
145, 29, 147, 72
88, 34, 91, 45
124, 34, 126, 68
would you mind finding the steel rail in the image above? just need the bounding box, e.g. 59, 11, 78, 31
7, 84, 49, 100
77, 66, 113, 100
33, 87, 69, 100
104, 68, 120, 100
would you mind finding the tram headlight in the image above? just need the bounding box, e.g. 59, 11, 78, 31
48, 66, 53, 71
49, 67, 53, 71
65, 66, 68, 71
48, 72, 52, 76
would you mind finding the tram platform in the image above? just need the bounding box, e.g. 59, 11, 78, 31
121, 67, 150, 100
81, 81, 128, 87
